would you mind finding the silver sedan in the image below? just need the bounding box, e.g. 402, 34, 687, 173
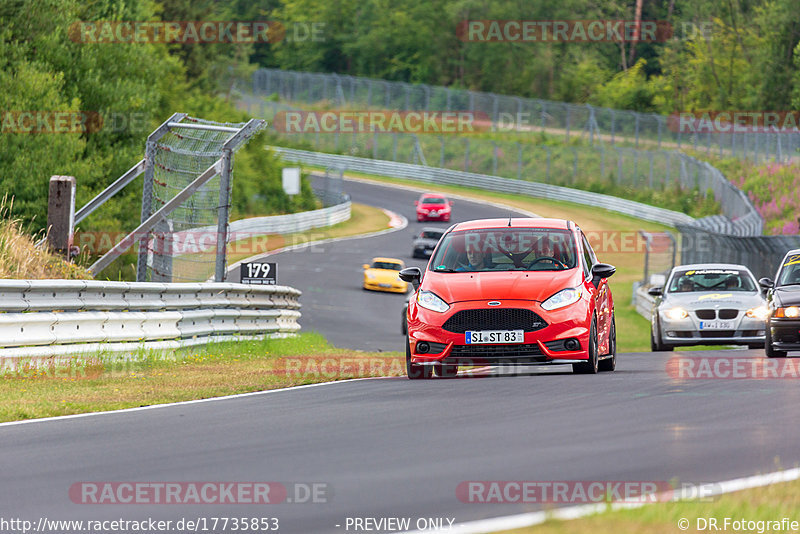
649, 263, 767, 351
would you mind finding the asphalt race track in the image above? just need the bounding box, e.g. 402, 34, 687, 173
3, 351, 800, 533
2, 177, 800, 534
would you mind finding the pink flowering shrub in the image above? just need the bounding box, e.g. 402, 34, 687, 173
711, 158, 800, 235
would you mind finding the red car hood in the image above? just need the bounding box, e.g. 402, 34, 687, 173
419, 204, 447, 210
422, 269, 583, 303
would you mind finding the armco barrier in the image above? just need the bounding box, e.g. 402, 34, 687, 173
0, 280, 301, 364
271, 147, 698, 227
632, 281, 656, 320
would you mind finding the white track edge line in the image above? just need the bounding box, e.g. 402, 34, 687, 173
401, 467, 800, 534
0, 376, 388, 428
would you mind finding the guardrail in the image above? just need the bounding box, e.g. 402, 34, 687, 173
0, 280, 301, 364
632, 281, 656, 320
270, 147, 697, 227
161, 194, 351, 259
229, 192, 350, 235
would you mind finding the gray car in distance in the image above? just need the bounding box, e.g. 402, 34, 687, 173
411, 227, 444, 259
648, 263, 768, 351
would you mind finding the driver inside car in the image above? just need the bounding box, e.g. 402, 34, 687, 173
531, 236, 565, 267
457, 242, 493, 271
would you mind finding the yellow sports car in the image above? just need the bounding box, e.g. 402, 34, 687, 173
362, 257, 410, 293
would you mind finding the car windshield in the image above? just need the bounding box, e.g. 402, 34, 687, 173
429, 228, 577, 272
420, 231, 443, 239
421, 197, 445, 204
667, 268, 756, 292
372, 261, 402, 270
777, 254, 800, 286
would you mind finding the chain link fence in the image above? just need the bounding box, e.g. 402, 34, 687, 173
145, 117, 242, 282
234, 92, 762, 236
248, 68, 800, 163
140, 116, 268, 283
677, 225, 800, 279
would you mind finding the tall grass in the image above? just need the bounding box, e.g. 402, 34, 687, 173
0, 198, 91, 280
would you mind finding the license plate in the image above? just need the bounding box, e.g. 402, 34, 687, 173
379, 283, 391, 288
466, 330, 524, 344
429, 210, 438, 216
699, 320, 734, 330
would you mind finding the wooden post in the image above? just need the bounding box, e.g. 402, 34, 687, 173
47, 175, 76, 257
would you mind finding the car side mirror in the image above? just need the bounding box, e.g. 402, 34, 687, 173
648, 286, 663, 297
362, 264, 370, 270
399, 267, 422, 290
759, 277, 774, 289
449, 201, 454, 206
591, 263, 616, 287
414, 200, 419, 206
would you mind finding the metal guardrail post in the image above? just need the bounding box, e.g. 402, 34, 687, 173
215, 148, 233, 282
545, 146, 551, 182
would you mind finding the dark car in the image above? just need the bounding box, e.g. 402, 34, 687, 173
412, 227, 444, 259
760, 249, 800, 357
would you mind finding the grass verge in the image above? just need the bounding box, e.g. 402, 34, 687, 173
0, 333, 404, 422
499, 477, 800, 534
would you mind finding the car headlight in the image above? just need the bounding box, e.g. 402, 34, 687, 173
417, 290, 450, 313
541, 287, 582, 311
775, 306, 800, 318
665, 307, 688, 320
746, 306, 769, 321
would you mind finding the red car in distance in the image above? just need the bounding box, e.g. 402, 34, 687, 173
415, 193, 452, 222
399, 218, 617, 379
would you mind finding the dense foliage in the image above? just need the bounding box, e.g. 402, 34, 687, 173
0, 0, 316, 234
2, 0, 798, 232
265, 0, 800, 112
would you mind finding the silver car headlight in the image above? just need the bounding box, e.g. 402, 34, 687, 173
665, 307, 688, 320
541, 287, 582, 311
746, 306, 769, 321
417, 291, 450, 313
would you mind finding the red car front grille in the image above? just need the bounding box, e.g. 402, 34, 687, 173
442, 309, 547, 333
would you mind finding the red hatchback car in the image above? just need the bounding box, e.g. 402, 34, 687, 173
415, 193, 452, 222
399, 218, 617, 378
